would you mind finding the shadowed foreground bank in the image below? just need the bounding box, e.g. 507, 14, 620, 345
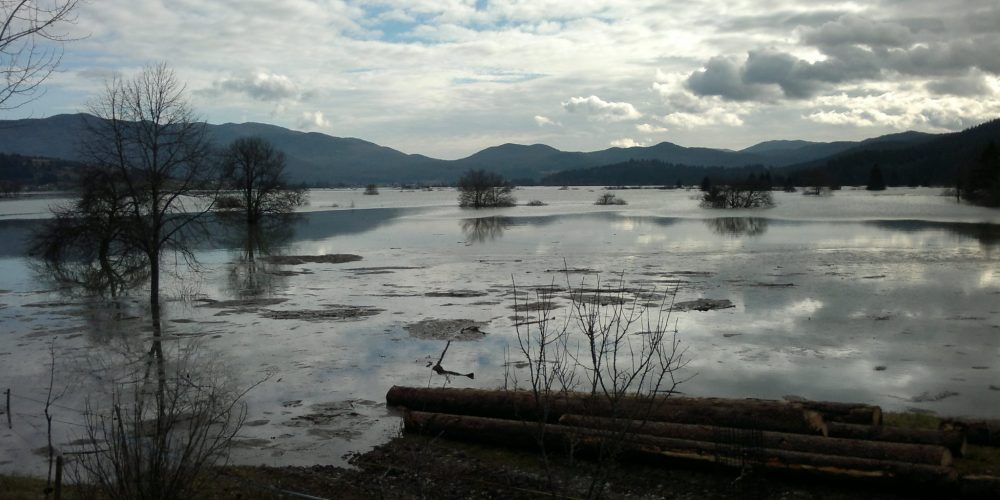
4, 427, 998, 499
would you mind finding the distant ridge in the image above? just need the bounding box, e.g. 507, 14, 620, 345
0, 113, 983, 185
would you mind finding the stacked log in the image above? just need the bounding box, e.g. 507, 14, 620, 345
404, 411, 956, 484
827, 421, 967, 457
385, 386, 828, 436
559, 415, 951, 466
387, 386, 965, 486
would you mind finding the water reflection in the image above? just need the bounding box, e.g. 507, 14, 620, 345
74, 319, 247, 498
705, 217, 769, 237
461, 216, 511, 244
221, 214, 297, 299
870, 220, 1000, 251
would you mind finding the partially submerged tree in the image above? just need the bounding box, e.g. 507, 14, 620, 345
457, 169, 515, 208
219, 136, 306, 226
0, 0, 79, 109
31, 166, 147, 296
594, 192, 627, 205
83, 63, 218, 311
701, 182, 774, 209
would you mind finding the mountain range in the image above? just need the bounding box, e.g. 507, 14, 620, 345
0, 113, 987, 186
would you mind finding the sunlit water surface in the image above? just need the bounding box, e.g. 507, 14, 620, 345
1, 187, 999, 475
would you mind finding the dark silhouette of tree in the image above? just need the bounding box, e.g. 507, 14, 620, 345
83, 63, 217, 312
457, 169, 515, 208
699, 176, 711, 192
0, 0, 79, 109
219, 137, 305, 226
594, 192, 627, 205
31, 166, 147, 296
963, 141, 1000, 206
701, 182, 774, 209
866, 164, 887, 191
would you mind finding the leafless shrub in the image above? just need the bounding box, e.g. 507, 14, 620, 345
73, 342, 253, 500
701, 183, 774, 208
506, 270, 689, 499
594, 192, 627, 205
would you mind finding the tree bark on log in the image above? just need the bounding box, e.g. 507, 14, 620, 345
559, 415, 951, 466
386, 386, 828, 436
827, 422, 967, 457
403, 411, 956, 484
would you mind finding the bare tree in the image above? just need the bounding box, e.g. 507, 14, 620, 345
31, 165, 148, 296
84, 63, 217, 312
507, 271, 689, 498
0, 0, 79, 109
457, 169, 515, 208
74, 341, 252, 500
218, 136, 306, 226
701, 182, 775, 209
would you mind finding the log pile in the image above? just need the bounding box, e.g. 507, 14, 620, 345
387, 386, 971, 486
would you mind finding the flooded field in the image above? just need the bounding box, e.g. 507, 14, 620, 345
1, 186, 999, 475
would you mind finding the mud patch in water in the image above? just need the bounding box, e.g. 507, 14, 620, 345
264, 254, 363, 265
284, 400, 382, 440
674, 298, 735, 311
262, 305, 383, 321
405, 318, 489, 341
424, 290, 488, 298
910, 390, 959, 403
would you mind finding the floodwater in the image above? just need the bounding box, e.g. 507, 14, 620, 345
1, 186, 999, 475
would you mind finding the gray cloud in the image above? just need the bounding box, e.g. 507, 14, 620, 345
210, 71, 298, 101
926, 72, 993, 97
800, 14, 914, 48
715, 10, 847, 33
687, 10, 1000, 102
684, 56, 771, 101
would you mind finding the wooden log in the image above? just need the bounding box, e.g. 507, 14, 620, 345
796, 401, 882, 425
939, 419, 1000, 447
827, 422, 967, 457
386, 386, 828, 436
403, 410, 956, 484
559, 415, 951, 466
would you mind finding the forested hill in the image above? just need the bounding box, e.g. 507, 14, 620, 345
542, 120, 1000, 187
780, 118, 1000, 187
0, 113, 995, 187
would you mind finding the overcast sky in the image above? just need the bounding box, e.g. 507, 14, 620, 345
10, 0, 1000, 159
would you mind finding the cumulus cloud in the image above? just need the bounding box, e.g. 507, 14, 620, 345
661, 109, 744, 129
534, 114, 560, 127
562, 95, 642, 121
211, 71, 298, 101
636, 123, 668, 133
686, 11, 1000, 103
610, 138, 646, 148
299, 110, 330, 129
